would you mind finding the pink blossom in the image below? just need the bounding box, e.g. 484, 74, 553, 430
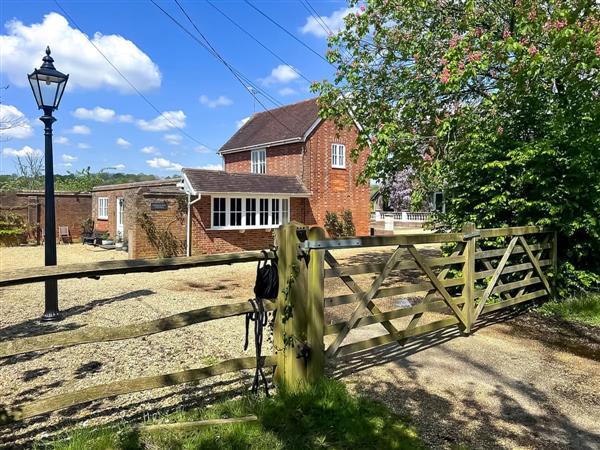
440, 57, 448, 65
458, 61, 465, 70
528, 9, 537, 21
468, 51, 482, 62
449, 33, 461, 48
439, 66, 451, 84
435, 117, 442, 126
355, 12, 360, 17
370, 136, 377, 144
528, 45, 538, 56
423, 153, 433, 161
359, 5, 366, 12
497, 126, 504, 135
474, 27, 483, 38
554, 20, 567, 30
503, 28, 511, 39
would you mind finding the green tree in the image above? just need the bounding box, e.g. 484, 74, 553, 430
314, 0, 600, 288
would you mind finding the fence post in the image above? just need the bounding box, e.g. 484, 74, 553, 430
306, 226, 325, 383
462, 222, 476, 333
273, 222, 309, 389
552, 230, 558, 300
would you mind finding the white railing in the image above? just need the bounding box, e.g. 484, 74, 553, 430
371, 211, 432, 223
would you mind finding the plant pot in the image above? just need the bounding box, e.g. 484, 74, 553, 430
115, 242, 124, 249
102, 240, 114, 245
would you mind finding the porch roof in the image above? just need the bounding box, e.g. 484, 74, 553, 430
181, 169, 311, 197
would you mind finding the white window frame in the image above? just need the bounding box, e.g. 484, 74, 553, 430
251, 149, 266, 174
331, 143, 346, 169
210, 194, 290, 230
97, 197, 108, 220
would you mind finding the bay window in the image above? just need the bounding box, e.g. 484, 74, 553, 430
211, 195, 291, 229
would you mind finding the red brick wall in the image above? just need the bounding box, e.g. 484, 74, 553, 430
0, 191, 92, 242
304, 119, 370, 236
91, 189, 133, 239
223, 143, 304, 177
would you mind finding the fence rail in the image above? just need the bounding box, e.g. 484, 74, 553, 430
0, 223, 557, 428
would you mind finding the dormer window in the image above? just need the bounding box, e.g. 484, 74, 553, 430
331, 143, 346, 169
251, 149, 266, 174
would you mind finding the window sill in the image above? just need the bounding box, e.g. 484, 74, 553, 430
209, 225, 279, 231
331, 166, 347, 170
97, 217, 108, 221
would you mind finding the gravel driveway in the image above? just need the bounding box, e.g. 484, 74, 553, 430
1, 245, 598, 449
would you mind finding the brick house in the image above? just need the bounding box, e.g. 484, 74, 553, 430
91, 98, 370, 258
180, 97, 370, 256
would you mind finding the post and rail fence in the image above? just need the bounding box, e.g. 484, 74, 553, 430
0, 222, 556, 426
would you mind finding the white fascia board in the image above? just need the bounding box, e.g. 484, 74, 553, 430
181, 171, 197, 195
218, 137, 303, 155
197, 191, 312, 198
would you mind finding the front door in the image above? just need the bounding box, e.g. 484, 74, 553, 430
116, 197, 124, 240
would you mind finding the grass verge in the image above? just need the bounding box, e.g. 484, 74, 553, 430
535, 293, 600, 327
37, 378, 423, 450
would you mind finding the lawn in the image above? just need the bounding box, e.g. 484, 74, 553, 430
36, 379, 423, 450
535, 293, 600, 327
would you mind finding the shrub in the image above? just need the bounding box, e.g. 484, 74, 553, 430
0, 213, 27, 246
324, 211, 343, 238
341, 209, 356, 237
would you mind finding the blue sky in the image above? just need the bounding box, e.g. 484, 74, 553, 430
0, 0, 353, 175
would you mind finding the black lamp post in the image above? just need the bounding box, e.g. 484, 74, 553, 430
28, 46, 69, 321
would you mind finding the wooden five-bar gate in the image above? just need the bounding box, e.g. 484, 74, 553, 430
0, 222, 556, 427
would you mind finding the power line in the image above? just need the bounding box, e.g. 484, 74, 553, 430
53, 0, 215, 151
206, 0, 312, 85
299, 0, 333, 37
151, 0, 299, 135
242, 0, 332, 66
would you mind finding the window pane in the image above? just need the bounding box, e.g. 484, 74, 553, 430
246, 198, 256, 226
230, 198, 242, 226
213, 197, 226, 227
282, 199, 289, 224
260, 198, 269, 225
252, 150, 266, 174
271, 199, 280, 225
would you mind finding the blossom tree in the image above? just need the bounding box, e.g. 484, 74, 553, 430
314, 0, 600, 288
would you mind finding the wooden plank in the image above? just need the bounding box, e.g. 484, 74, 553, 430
138, 416, 259, 433
475, 260, 551, 280
478, 226, 551, 238
0, 356, 276, 425
519, 236, 552, 294
491, 276, 541, 294
461, 223, 476, 332
475, 242, 551, 260
407, 246, 467, 327
324, 277, 465, 308
551, 231, 558, 299
314, 233, 464, 249
336, 317, 460, 357
325, 246, 405, 358
324, 255, 465, 278
324, 297, 466, 335
0, 250, 276, 288
474, 237, 518, 320
0, 300, 275, 358
481, 289, 548, 314
515, 235, 550, 298
306, 227, 325, 382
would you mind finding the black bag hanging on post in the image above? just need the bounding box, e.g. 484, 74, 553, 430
254, 249, 278, 300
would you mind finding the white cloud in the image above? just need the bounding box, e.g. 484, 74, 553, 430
199, 94, 233, 108
140, 145, 159, 154
0, 104, 33, 139
261, 65, 300, 85
68, 125, 91, 135
112, 163, 126, 170
62, 153, 77, 162
163, 133, 183, 145
118, 114, 134, 123
137, 110, 186, 131
300, 7, 354, 38
194, 145, 211, 154
62, 162, 73, 168
236, 116, 250, 129
116, 137, 131, 148
197, 163, 222, 171
2, 145, 42, 157
77, 143, 90, 149
72, 106, 115, 122
55, 136, 70, 145
0, 13, 161, 92
146, 157, 182, 171
279, 87, 297, 96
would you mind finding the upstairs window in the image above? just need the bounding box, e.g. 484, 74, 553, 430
331, 143, 346, 168
251, 149, 266, 174
97, 197, 108, 219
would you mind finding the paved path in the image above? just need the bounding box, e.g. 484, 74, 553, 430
334, 311, 600, 450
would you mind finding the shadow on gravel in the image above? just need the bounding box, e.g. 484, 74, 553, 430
0, 289, 155, 343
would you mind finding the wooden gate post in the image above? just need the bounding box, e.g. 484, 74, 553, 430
273, 222, 310, 388
306, 226, 325, 382
462, 222, 476, 333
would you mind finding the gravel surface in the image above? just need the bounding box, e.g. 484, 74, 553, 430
1, 245, 598, 449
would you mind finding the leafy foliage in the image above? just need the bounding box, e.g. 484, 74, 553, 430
0, 212, 27, 246
325, 210, 356, 237
136, 211, 183, 258
314, 0, 600, 290
536, 292, 600, 327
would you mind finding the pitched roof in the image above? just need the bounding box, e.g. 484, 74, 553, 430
219, 98, 320, 154
91, 178, 181, 192
182, 169, 310, 197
